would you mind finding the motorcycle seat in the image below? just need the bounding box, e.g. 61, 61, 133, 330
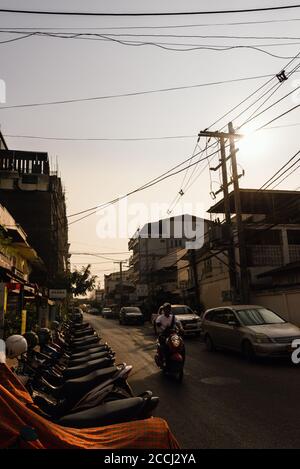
63, 357, 114, 380
68, 342, 103, 354
70, 335, 99, 346
63, 366, 118, 402
68, 344, 109, 359
58, 396, 160, 428
72, 330, 94, 337
68, 351, 113, 366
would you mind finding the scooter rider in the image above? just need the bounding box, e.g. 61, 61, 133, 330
155, 303, 183, 365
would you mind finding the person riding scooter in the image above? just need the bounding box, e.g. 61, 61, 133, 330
155, 303, 184, 366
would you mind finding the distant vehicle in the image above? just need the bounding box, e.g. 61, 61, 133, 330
119, 306, 144, 325
102, 307, 113, 319
201, 305, 300, 360
152, 304, 202, 336
88, 307, 99, 315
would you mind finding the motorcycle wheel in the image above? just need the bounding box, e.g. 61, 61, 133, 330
176, 369, 184, 383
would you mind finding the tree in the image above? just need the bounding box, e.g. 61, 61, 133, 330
49, 264, 97, 297
70, 264, 97, 297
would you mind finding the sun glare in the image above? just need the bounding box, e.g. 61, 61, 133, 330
238, 126, 269, 159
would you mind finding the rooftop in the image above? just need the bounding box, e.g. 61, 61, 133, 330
208, 189, 300, 219
0, 149, 50, 175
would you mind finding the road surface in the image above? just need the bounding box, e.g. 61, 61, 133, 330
85, 313, 300, 449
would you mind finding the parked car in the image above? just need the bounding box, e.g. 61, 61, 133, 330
102, 307, 113, 319
202, 305, 300, 360
119, 306, 144, 325
87, 307, 99, 315
151, 304, 202, 336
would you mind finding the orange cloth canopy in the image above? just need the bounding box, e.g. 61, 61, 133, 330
0, 364, 179, 449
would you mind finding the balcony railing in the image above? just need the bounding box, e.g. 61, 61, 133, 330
247, 245, 283, 266
289, 244, 300, 262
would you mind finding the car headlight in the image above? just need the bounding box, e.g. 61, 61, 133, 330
254, 334, 272, 344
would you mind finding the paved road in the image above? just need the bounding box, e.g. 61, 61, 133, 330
85, 313, 300, 449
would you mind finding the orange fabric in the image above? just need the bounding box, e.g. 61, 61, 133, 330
0, 364, 179, 449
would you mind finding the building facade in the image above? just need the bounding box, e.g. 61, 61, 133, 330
0, 136, 69, 283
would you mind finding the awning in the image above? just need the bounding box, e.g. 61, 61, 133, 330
257, 261, 300, 278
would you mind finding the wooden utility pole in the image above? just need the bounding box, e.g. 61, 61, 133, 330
219, 136, 238, 302
114, 260, 125, 307
198, 126, 248, 303
228, 122, 249, 303
190, 249, 200, 309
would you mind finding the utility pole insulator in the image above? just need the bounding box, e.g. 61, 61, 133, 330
276, 70, 288, 83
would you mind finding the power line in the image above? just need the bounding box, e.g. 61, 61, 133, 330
261, 149, 300, 189
1, 30, 300, 59
255, 103, 300, 132
6, 30, 300, 40
67, 149, 221, 224
165, 50, 300, 214
3, 17, 300, 30
1, 5, 300, 16
3, 133, 197, 142
238, 66, 300, 128
0, 73, 278, 111
70, 251, 130, 255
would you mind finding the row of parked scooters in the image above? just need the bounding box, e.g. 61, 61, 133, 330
7, 309, 159, 428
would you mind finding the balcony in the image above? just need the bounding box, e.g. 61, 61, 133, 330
247, 245, 283, 267
289, 245, 300, 262
128, 237, 139, 250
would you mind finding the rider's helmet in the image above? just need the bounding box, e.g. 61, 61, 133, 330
6, 335, 28, 358
162, 303, 172, 315
38, 328, 52, 346
50, 321, 59, 331
22, 331, 39, 350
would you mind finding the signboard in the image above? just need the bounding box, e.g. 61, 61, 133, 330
136, 284, 148, 297
49, 289, 67, 300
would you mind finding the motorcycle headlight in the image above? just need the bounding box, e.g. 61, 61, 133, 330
254, 334, 272, 344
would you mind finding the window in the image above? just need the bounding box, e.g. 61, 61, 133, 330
222, 309, 238, 325
287, 230, 300, 245
204, 310, 215, 321
236, 307, 285, 326
21, 174, 38, 184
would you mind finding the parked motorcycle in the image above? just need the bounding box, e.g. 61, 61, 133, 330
6, 315, 160, 428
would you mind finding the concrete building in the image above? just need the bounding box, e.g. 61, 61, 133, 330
0, 203, 45, 337
128, 214, 200, 285
104, 268, 135, 306
0, 134, 69, 283
179, 189, 300, 322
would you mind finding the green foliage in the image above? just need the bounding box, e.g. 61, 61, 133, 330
49, 264, 97, 297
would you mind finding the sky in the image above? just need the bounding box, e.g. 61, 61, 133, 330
1, 0, 300, 285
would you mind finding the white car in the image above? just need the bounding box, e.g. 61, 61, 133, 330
152, 304, 202, 336
102, 307, 113, 319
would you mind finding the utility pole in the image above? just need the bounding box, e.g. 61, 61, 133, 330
228, 122, 249, 303
219, 136, 238, 302
190, 249, 200, 309
198, 126, 248, 304
114, 260, 126, 307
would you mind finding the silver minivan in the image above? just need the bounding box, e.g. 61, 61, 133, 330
202, 305, 300, 360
